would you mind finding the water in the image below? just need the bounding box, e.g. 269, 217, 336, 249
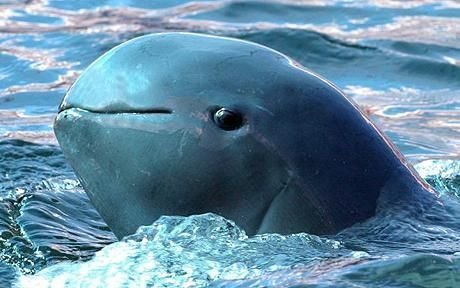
1, 0, 460, 287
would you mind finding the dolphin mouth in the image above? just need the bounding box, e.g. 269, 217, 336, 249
58, 106, 174, 115
55, 106, 178, 142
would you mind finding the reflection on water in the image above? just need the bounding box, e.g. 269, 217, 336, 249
0, 0, 460, 287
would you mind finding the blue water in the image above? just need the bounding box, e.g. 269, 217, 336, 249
1, 0, 460, 287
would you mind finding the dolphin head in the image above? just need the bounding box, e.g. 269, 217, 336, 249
55, 32, 412, 238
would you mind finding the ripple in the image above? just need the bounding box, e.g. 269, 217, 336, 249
234, 29, 460, 90
0, 140, 115, 274
188, 1, 460, 28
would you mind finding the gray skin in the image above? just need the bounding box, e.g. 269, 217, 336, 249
54, 32, 436, 239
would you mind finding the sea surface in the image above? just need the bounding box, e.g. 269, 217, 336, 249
1, 0, 460, 287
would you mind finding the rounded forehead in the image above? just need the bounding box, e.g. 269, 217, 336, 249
128, 32, 286, 57
60, 33, 295, 112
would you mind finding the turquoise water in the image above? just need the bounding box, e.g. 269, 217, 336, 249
1, 0, 460, 287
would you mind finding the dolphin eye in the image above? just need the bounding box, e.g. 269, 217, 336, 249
212, 107, 244, 131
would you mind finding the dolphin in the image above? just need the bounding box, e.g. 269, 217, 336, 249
54, 32, 436, 239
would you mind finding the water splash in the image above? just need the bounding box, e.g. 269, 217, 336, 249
17, 213, 345, 287
416, 159, 460, 198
